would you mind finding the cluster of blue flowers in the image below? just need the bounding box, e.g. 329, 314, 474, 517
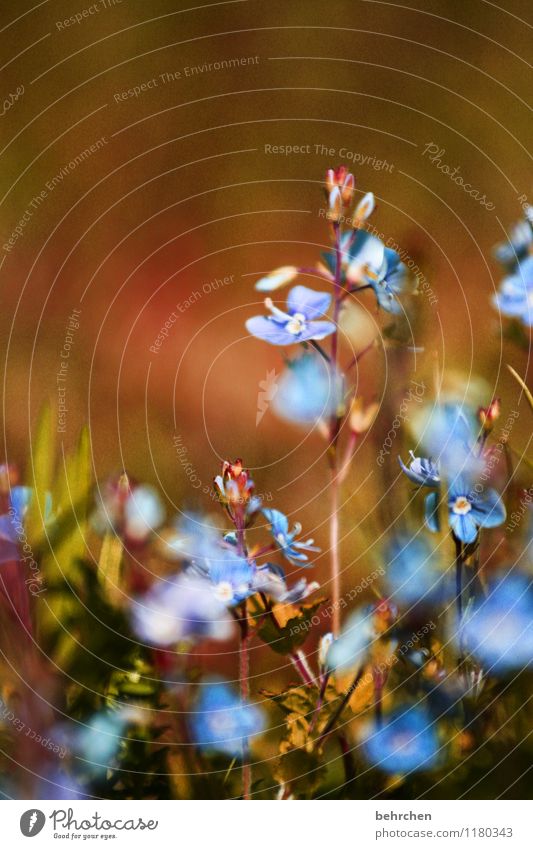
399, 403, 506, 544
492, 206, 533, 327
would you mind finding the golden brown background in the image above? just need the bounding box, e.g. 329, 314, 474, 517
1, 0, 531, 603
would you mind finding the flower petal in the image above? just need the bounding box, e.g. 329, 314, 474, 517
424, 491, 440, 533
255, 266, 298, 292
471, 488, 506, 528
449, 511, 478, 544
287, 286, 331, 320
297, 320, 336, 342
245, 316, 297, 346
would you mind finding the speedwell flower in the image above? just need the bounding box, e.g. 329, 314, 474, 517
492, 255, 533, 327
253, 563, 319, 603
398, 452, 440, 488
458, 572, 533, 673
262, 508, 320, 566
131, 572, 234, 647
425, 477, 506, 544
272, 353, 343, 426
245, 286, 335, 346
190, 682, 265, 758
494, 215, 533, 269
362, 706, 439, 774
346, 231, 408, 313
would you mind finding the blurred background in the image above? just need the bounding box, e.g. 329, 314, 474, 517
0, 0, 531, 649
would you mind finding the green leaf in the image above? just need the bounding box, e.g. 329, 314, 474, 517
98, 532, 124, 604
25, 402, 56, 544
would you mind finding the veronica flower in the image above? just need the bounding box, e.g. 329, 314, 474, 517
494, 215, 533, 269
272, 353, 342, 426
398, 452, 440, 488
190, 682, 265, 758
492, 255, 533, 327
385, 534, 451, 606
411, 402, 482, 481
362, 706, 439, 774
131, 572, 234, 646
346, 231, 409, 313
167, 513, 256, 605
253, 562, 319, 604
262, 508, 320, 566
75, 711, 127, 765
0, 486, 53, 563
245, 286, 335, 346
326, 606, 377, 672
425, 477, 506, 543
458, 572, 533, 673
92, 475, 165, 545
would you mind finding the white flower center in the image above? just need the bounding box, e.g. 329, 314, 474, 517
214, 581, 234, 603
276, 532, 287, 546
452, 496, 472, 516
285, 313, 307, 335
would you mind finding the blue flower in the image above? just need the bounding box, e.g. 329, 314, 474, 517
168, 513, 256, 605
347, 231, 409, 313
0, 487, 53, 563
492, 255, 533, 327
425, 478, 506, 543
76, 712, 127, 765
245, 286, 335, 346
412, 402, 482, 481
190, 682, 265, 758
326, 606, 376, 672
458, 572, 533, 673
362, 706, 439, 774
398, 452, 440, 488
385, 534, 451, 607
253, 563, 319, 603
370, 248, 409, 314
272, 353, 342, 426
131, 572, 235, 646
494, 216, 533, 269
262, 508, 320, 565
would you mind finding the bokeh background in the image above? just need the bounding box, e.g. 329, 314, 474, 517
0, 0, 532, 797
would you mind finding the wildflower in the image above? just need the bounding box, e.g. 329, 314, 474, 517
272, 353, 343, 426
76, 711, 127, 764
494, 215, 533, 269
169, 512, 256, 604
478, 398, 501, 433
492, 255, 533, 327
458, 572, 533, 673
245, 286, 335, 346
410, 402, 482, 481
362, 706, 439, 773
425, 477, 506, 543
326, 606, 377, 672
253, 562, 319, 603
398, 452, 441, 488
190, 682, 265, 758
92, 474, 165, 545
347, 231, 409, 313
213, 459, 261, 522
325, 166, 355, 220
131, 572, 234, 646
33, 768, 87, 800
353, 191, 375, 224
262, 508, 320, 566
255, 266, 299, 292
385, 534, 451, 606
